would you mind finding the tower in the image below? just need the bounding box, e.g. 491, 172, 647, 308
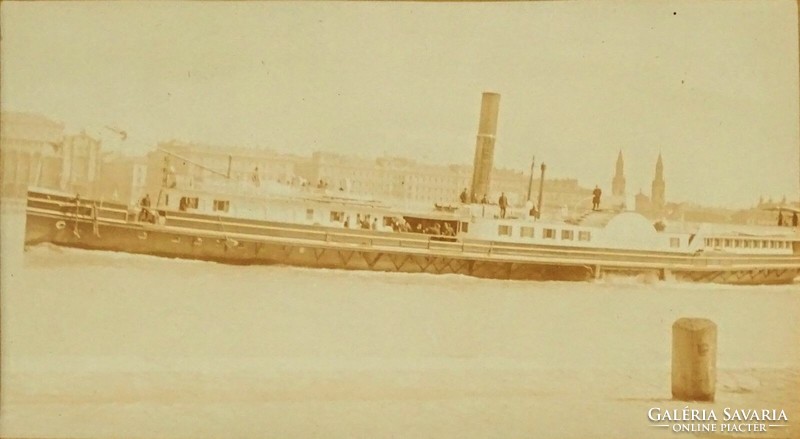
651, 153, 666, 211
470, 92, 501, 201
612, 150, 626, 197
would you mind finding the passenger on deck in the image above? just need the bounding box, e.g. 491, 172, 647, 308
459, 188, 468, 203
138, 207, 150, 222
592, 185, 602, 211
343, 216, 350, 229
372, 218, 379, 231
778, 212, 784, 226
138, 194, 152, 222
498, 192, 508, 218
480, 194, 488, 204
391, 218, 408, 232
443, 223, 455, 236
793, 212, 798, 227
424, 224, 442, 235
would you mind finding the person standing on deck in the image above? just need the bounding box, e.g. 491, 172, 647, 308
138, 194, 152, 222
592, 185, 602, 211
498, 192, 508, 218
460, 188, 468, 203
792, 212, 798, 227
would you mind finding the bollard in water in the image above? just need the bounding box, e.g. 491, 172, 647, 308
672, 318, 717, 402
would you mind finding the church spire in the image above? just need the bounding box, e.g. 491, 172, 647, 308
651, 153, 665, 211
655, 153, 664, 179
612, 150, 626, 197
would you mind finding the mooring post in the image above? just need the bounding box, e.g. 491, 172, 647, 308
672, 318, 717, 402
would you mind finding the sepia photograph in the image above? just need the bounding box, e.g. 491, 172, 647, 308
1, 1, 798, 438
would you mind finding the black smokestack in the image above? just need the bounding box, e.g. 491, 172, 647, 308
470, 92, 500, 202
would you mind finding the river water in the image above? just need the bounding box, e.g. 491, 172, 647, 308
1, 208, 798, 438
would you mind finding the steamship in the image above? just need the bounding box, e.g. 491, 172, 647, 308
22, 93, 800, 285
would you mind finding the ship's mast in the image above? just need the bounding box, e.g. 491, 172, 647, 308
526, 155, 535, 202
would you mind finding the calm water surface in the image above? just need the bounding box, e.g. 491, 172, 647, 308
1, 210, 798, 438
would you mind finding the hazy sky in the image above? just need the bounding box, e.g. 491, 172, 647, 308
1, 1, 798, 207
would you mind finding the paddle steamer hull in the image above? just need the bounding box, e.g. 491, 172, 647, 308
24, 191, 800, 285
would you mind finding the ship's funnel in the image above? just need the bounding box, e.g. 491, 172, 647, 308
470, 92, 500, 202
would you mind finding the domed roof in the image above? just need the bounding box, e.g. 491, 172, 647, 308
602, 212, 662, 248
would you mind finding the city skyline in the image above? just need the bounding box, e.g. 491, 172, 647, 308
2, 112, 796, 212
1, 1, 798, 208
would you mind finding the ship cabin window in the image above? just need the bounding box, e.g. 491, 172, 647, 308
669, 237, 681, 248
704, 238, 712, 247
543, 228, 556, 239
724, 239, 732, 247
520, 226, 535, 238
306, 208, 314, 221
713, 238, 722, 248
561, 230, 574, 241
498, 225, 513, 237
212, 200, 230, 213
734, 239, 742, 248
179, 196, 199, 211
330, 211, 345, 222
743, 240, 751, 249
461, 222, 469, 233
578, 231, 591, 241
